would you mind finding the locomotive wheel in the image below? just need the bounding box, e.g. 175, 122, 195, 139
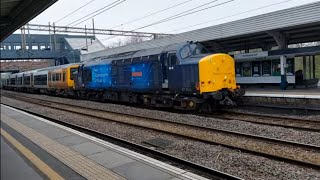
199, 102, 212, 113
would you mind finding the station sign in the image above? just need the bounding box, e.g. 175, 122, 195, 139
234, 51, 268, 60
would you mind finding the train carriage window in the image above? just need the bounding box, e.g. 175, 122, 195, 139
59, 73, 61, 81
10, 78, 16, 85
235, 63, 242, 77
34, 75, 47, 85
18, 77, 23, 85
252, 61, 261, 77
262, 61, 271, 76
24, 76, 31, 85
242, 62, 252, 77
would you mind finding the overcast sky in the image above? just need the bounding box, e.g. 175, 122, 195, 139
22, 0, 320, 45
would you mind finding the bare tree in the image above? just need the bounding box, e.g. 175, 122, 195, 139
106, 35, 146, 48
124, 34, 145, 45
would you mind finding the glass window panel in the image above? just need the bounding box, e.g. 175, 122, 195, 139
242, 62, 251, 77
235, 63, 242, 77
252, 61, 261, 77
286, 59, 294, 76
262, 61, 271, 76
272, 60, 281, 76
316, 55, 320, 79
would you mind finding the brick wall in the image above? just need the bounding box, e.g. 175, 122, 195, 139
0, 60, 54, 72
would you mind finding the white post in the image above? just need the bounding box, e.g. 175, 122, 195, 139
280, 55, 286, 76
280, 55, 287, 90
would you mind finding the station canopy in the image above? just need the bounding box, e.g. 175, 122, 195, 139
0, 0, 57, 41
81, 1, 320, 62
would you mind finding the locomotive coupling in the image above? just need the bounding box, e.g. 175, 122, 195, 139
203, 92, 223, 100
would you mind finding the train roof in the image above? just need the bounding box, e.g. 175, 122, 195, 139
88, 42, 187, 63
9, 63, 82, 76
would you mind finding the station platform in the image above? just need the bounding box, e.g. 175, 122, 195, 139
244, 88, 320, 99
0, 104, 207, 180
243, 88, 320, 109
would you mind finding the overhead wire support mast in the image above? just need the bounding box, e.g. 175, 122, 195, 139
25, 24, 171, 38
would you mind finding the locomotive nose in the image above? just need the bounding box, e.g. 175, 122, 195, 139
198, 54, 237, 94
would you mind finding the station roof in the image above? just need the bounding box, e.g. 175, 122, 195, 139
64, 38, 105, 54
0, 0, 57, 42
82, 1, 320, 61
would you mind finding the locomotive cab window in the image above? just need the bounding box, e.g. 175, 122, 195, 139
168, 53, 177, 66
192, 43, 209, 55
180, 45, 191, 59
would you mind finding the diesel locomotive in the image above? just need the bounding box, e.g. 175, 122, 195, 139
3, 42, 244, 112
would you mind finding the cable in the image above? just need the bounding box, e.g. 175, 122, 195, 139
55, 0, 96, 24
109, 0, 193, 29
66, 0, 125, 27
71, 0, 126, 27
167, 0, 296, 33
75, 0, 236, 49
134, 0, 235, 31
98, 0, 231, 42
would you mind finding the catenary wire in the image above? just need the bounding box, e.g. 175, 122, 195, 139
97, 0, 234, 44
74, 0, 235, 49
66, 0, 125, 27
166, 0, 296, 33
109, 0, 194, 29
55, 0, 97, 24
134, 0, 234, 31
71, 0, 126, 27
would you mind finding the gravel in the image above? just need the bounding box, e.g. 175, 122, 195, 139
3, 90, 320, 146
2, 92, 320, 180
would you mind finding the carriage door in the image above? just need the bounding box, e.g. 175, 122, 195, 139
161, 52, 177, 89
48, 72, 52, 87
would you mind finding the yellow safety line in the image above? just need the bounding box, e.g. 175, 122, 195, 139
1, 128, 64, 180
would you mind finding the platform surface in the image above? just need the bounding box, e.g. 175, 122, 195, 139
1, 137, 43, 180
244, 88, 320, 99
0, 104, 207, 180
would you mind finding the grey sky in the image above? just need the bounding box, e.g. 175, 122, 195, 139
22, 0, 320, 45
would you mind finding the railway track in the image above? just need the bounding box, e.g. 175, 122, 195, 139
1, 103, 240, 180
2, 93, 320, 169
216, 110, 320, 132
